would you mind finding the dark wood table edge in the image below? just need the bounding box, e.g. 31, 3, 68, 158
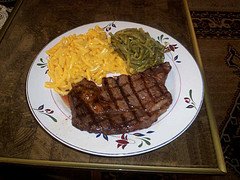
0, 0, 227, 174
0, 0, 23, 43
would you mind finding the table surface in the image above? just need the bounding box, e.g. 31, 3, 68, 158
0, 0, 226, 174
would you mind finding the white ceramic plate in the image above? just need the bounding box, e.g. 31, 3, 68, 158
26, 21, 204, 157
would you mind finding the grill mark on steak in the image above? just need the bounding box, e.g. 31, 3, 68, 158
70, 80, 105, 132
116, 76, 141, 124
140, 73, 155, 102
127, 75, 152, 117
102, 78, 125, 132
140, 65, 172, 112
69, 62, 172, 135
117, 75, 153, 127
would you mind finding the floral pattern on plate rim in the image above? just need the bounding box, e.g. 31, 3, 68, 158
34, 104, 57, 122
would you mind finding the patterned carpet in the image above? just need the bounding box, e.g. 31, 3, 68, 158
191, 10, 240, 177
0, 2, 14, 29
0, 1, 240, 179
191, 11, 240, 39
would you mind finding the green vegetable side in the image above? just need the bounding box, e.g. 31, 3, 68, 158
110, 28, 165, 74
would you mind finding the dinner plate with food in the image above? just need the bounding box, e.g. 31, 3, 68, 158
26, 21, 204, 157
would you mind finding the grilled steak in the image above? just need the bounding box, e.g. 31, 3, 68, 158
68, 62, 172, 135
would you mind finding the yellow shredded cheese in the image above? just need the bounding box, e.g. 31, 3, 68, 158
45, 26, 128, 95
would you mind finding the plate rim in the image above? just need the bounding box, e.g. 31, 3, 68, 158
26, 20, 204, 157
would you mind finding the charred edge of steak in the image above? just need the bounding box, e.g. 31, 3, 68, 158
69, 62, 172, 135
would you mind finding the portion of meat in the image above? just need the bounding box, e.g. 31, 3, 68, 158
68, 62, 172, 135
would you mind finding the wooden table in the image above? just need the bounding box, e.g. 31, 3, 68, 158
0, 0, 226, 174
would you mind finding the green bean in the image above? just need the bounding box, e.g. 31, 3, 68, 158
110, 28, 165, 73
